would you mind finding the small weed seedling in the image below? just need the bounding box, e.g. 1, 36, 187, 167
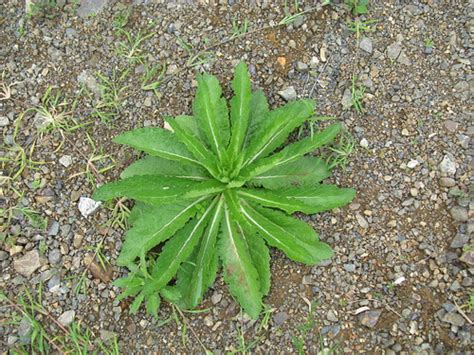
0, 71, 18, 101
92, 69, 129, 124
424, 38, 434, 49
177, 37, 215, 68
347, 19, 378, 40
325, 129, 355, 170
350, 75, 366, 113
345, 0, 369, 16
141, 62, 167, 96
93, 62, 355, 318
230, 18, 250, 40
112, 7, 132, 36
115, 29, 154, 64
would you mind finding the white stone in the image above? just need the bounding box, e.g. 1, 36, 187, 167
59, 155, 73, 168
78, 197, 101, 218
13, 250, 41, 277
439, 154, 456, 175
407, 159, 419, 169
58, 310, 75, 326
359, 138, 369, 148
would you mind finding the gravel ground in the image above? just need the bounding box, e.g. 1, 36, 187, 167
1, 0, 472, 353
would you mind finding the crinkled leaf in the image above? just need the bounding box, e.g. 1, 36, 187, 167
273, 185, 356, 214
121, 156, 210, 181
129, 291, 145, 314
93, 176, 225, 205
219, 202, 262, 318
243, 99, 314, 166
228, 62, 251, 165
117, 198, 205, 266
113, 127, 200, 166
239, 123, 341, 183
240, 201, 333, 264
193, 73, 230, 166
247, 157, 330, 189
238, 223, 270, 295
146, 294, 160, 317
142, 198, 218, 296
166, 116, 220, 178
182, 196, 224, 308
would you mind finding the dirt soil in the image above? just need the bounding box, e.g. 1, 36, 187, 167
1, 0, 472, 353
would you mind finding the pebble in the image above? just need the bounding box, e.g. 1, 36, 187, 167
326, 309, 339, 322
359, 37, 373, 53
343, 264, 356, 272
0, 116, 9, 127
295, 61, 308, 73
358, 310, 382, 328
341, 88, 352, 109
359, 138, 369, 148
59, 155, 73, 168
48, 221, 59, 236
78, 197, 101, 218
450, 207, 468, 222
356, 213, 369, 229
441, 312, 465, 327
0, 250, 9, 261
13, 250, 41, 277
278, 86, 297, 101
58, 310, 75, 326
48, 249, 62, 265
459, 250, 474, 266
450, 234, 469, 249
407, 159, 419, 169
273, 311, 289, 326
438, 154, 456, 175
387, 42, 402, 60
73, 234, 84, 249
439, 177, 455, 187
77, 0, 108, 18
211, 292, 222, 305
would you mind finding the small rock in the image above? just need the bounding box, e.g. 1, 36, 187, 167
59, 155, 73, 168
144, 97, 152, 107
444, 120, 459, 132
99, 329, 117, 343
211, 292, 222, 305
450, 234, 469, 249
77, 70, 101, 96
439, 177, 455, 187
78, 197, 101, 218
14, 250, 41, 277
343, 264, 356, 272
77, 0, 108, 18
58, 310, 75, 326
320, 47, 327, 62
48, 221, 59, 236
459, 250, 474, 266
326, 309, 339, 322
397, 51, 411, 65
407, 160, 419, 169
359, 37, 373, 53
356, 213, 369, 229
0, 250, 9, 261
359, 310, 382, 328
441, 312, 465, 327
48, 249, 62, 265
83, 254, 113, 282
439, 155, 456, 175
203, 315, 214, 327
341, 88, 352, 109
295, 61, 308, 73
18, 317, 32, 341
450, 207, 468, 222
273, 311, 289, 326
278, 86, 297, 101
0, 116, 9, 127
359, 138, 369, 148
387, 42, 402, 60
73, 234, 84, 249
48, 275, 61, 292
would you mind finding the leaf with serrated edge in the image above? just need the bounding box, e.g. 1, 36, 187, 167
142, 198, 218, 296
219, 200, 262, 318
239, 123, 341, 183
247, 157, 330, 189
93, 176, 225, 205
183, 196, 224, 308
243, 99, 314, 166
228, 62, 251, 167
121, 156, 211, 181
240, 201, 333, 264
193, 74, 230, 167
113, 127, 200, 166
117, 197, 206, 266
166, 116, 221, 178
237, 223, 270, 295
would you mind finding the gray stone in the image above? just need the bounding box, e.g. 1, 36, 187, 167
0, 116, 9, 127
441, 312, 465, 327
387, 42, 402, 60
48, 221, 59, 236
77, 0, 108, 18
77, 70, 102, 96
295, 61, 308, 72
59, 155, 73, 168
278, 86, 297, 101
48, 249, 62, 264
359, 37, 373, 53
211, 292, 222, 305
0, 250, 9, 261
341, 88, 352, 110
343, 264, 356, 272
439, 154, 456, 175
326, 309, 339, 322
397, 51, 411, 65
78, 197, 101, 218
356, 213, 369, 229
439, 177, 455, 187
58, 310, 75, 326
48, 275, 61, 292
450, 234, 469, 249
450, 207, 468, 222
14, 250, 41, 277
459, 250, 474, 266
273, 311, 289, 326
358, 310, 382, 328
